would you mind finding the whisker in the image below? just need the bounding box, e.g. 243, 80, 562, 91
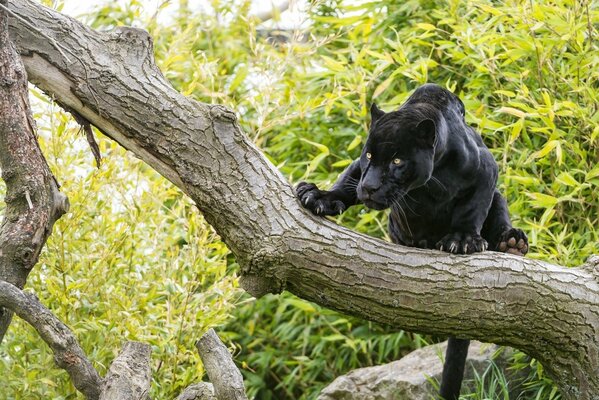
429, 176, 447, 193
399, 196, 420, 216
391, 198, 413, 239
404, 192, 420, 204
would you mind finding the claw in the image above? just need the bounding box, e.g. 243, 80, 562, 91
463, 243, 468, 253
449, 242, 457, 253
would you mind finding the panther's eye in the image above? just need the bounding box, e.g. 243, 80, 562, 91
366, 152, 372, 160
393, 158, 402, 165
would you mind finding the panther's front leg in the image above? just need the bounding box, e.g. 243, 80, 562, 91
296, 160, 361, 216
481, 190, 529, 256
435, 168, 497, 255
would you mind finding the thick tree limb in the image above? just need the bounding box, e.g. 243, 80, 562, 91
99, 342, 152, 400
0, 0, 69, 342
6, 1, 599, 398
0, 281, 102, 399
196, 329, 248, 400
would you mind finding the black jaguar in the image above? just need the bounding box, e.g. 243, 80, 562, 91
296, 83, 528, 400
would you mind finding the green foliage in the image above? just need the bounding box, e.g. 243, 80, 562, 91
1, 0, 597, 399
0, 93, 238, 399
223, 294, 426, 399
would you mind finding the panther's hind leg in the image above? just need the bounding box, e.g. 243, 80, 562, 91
481, 189, 528, 256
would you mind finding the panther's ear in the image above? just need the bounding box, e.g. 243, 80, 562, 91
416, 119, 436, 147
370, 103, 385, 123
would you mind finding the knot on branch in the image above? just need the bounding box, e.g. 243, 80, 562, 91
239, 275, 284, 298
209, 104, 237, 123
0, 74, 18, 87
106, 26, 156, 70
109, 26, 152, 50
582, 255, 599, 277
239, 242, 286, 298
15, 246, 35, 267
52, 190, 70, 219
177, 382, 215, 400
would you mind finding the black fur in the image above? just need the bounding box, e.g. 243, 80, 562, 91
296, 83, 528, 399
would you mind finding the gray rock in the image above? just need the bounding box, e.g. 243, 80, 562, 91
317, 341, 504, 400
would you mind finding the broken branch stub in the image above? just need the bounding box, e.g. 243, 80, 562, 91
196, 329, 248, 400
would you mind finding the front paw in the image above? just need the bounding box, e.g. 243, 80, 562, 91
497, 228, 528, 256
436, 232, 488, 254
295, 182, 346, 216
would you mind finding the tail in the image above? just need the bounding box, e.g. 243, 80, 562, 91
439, 337, 470, 400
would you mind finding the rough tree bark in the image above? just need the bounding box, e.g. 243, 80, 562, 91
4, 1, 599, 398
0, 0, 68, 342
196, 329, 248, 400
99, 342, 152, 400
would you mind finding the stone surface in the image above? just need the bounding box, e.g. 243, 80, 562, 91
318, 340, 503, 400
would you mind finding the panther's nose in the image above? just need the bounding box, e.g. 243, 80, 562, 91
361, 182, 381, 196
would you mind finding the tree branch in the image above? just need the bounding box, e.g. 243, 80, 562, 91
252, 1, 290, 23
6, 1, 599, 398
99, 342, 152, 400
0, 0, 69, 343
177, 383, 216, 400
0, 281, 102, 399
196, 329, 248, 400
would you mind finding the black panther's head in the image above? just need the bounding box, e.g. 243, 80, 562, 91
356, 103, 437, 210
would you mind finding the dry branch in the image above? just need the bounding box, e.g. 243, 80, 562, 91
100, 342, 152, 400
196, 329, 248, 400
5, 1, 599, 398
0, 281, 102, 399
0, 0, 69, 343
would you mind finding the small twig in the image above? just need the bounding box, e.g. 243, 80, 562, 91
83, 123, 102, 168
196, 329, 248, 400
0, 281, 102, 399
0, 2, 71, 63
58, 103, 102, 168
